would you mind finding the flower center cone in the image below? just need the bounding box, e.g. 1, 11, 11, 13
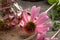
23, 22, 36, 35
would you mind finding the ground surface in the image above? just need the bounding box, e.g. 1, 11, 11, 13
0, 0, 60, 40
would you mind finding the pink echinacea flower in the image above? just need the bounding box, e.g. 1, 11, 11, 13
22, 6, 51, 35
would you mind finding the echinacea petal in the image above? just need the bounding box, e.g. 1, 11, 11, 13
30, 6, 40, 21
35, 12, 46, 22
9, 14, 14, 19
41, 21, 51, 32
22, 10, 28, 23
3, 14, 15, 20
36, 21, 51, 34
3, 14, 9, 20
10, 18, 19, 26
35, 12, 49, 25
36, 33, 45, 40
36, 25, 46, 34
16, 10, 21, 16
45, 38, 50, 40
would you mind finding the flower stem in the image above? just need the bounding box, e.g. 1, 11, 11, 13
51, 29, 60, 39
45, 3, 56, 13
14, 2, 56, 14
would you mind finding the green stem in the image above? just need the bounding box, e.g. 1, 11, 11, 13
51, 29, 60, 39
45, 3, 56, 13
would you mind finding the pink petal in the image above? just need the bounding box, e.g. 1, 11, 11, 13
22, 10, 28, 23
35, 12, 49, 25
10, 18, 19, 26
9, 14, 14, 19
30, 6, 40, 21
45, 38, 50, 40
41, 22, 51, 32
36, 25, 46, 34
3, 14, 14, 20
36, 33, 44, 40
16, 10, 22, 16
36, 21, 51, 34
35, 12, 46, 22
3, 14, 9, 19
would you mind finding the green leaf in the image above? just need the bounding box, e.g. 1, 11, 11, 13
53, 21, 60, 28
57, 5, 60, 11
48, 0, 59, 5
58, 0, 60, 5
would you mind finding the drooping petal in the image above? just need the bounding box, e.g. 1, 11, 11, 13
35, 12, 46, 23
3, 14, 9, 20
36, 25, 46, 35
35, 12, 49, 25
41, 21, 51, 32
16, 10, 22, 17
30, 6, 40, 21
36, 22, 51, 40
36, 21, 51, 34
22, 10, 28, 23
9, 14, 14, 19
10, 18, 19, 26
36, 33, 45, 40
20, 20, 24, 27
3, 14, 14, 20
45, 38, 50, 40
